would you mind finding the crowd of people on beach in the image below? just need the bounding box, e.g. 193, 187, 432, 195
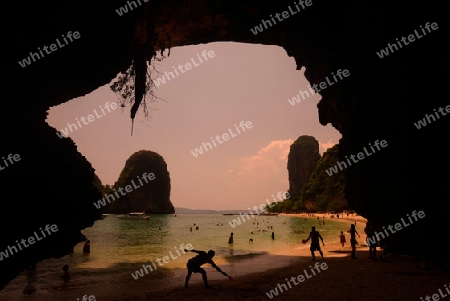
333, 220, 392, 260
294, 215, 394, 263
297, 212, 357, 218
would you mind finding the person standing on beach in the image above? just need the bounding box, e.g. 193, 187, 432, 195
364, 222, 376, 259
375, 223, 388, 260
349, 224, 360, 259
184, 249, 233, 288
304, 226, 325, 261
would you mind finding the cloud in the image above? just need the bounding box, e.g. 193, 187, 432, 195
229, 139, 294, 187
230, 138, 336, 186
225, 138, 337, 206
319, 139, 336, 154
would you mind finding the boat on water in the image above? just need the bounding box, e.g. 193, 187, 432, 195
117, 212, 149, 220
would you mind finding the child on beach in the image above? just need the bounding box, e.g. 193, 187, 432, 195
349, 224, 360, 259
184, 249, 233, 288
340, 231, 346, 247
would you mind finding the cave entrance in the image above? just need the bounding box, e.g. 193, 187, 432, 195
45, 42, 341, 211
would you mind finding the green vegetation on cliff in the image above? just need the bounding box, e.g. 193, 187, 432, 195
301, 144, 348, 211
266, 143, 349, 213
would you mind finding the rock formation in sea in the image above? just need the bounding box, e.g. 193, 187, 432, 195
287, 135, 321, 198
107, 150, 175, 214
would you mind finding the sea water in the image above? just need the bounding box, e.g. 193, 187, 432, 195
0, 214, 354, 300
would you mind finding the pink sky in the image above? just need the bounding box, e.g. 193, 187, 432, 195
46, 42, 341, 210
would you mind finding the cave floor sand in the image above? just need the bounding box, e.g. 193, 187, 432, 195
117, 241, 449, 301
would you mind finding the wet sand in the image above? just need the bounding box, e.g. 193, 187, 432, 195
121, 240, 449, 301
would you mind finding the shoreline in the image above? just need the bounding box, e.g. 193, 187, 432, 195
278, 212, 368, 224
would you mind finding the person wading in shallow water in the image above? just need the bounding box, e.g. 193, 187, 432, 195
228, 232, 234, 244
184, 249, 233, 288
62, 264, 70, 283
83, 240, 91, 254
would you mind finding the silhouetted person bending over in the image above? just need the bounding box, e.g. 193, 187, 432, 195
184, 249, 233, 288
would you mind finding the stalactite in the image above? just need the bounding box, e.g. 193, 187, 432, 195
130, 0, 159, 135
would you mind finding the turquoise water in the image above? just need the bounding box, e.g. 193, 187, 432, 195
0, 214, 353, 300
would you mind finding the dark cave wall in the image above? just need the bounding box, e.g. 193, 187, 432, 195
2, 0, 448, 289
2, 0, 138, 288
277, 0, 448, 259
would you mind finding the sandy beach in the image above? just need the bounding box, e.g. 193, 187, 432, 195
114, 216, 449, 301
119, 242, 449, 301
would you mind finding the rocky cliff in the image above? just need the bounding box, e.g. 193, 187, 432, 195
287, 135, 321, 198
108, 150, 175, 214
2, 0, 448, 288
